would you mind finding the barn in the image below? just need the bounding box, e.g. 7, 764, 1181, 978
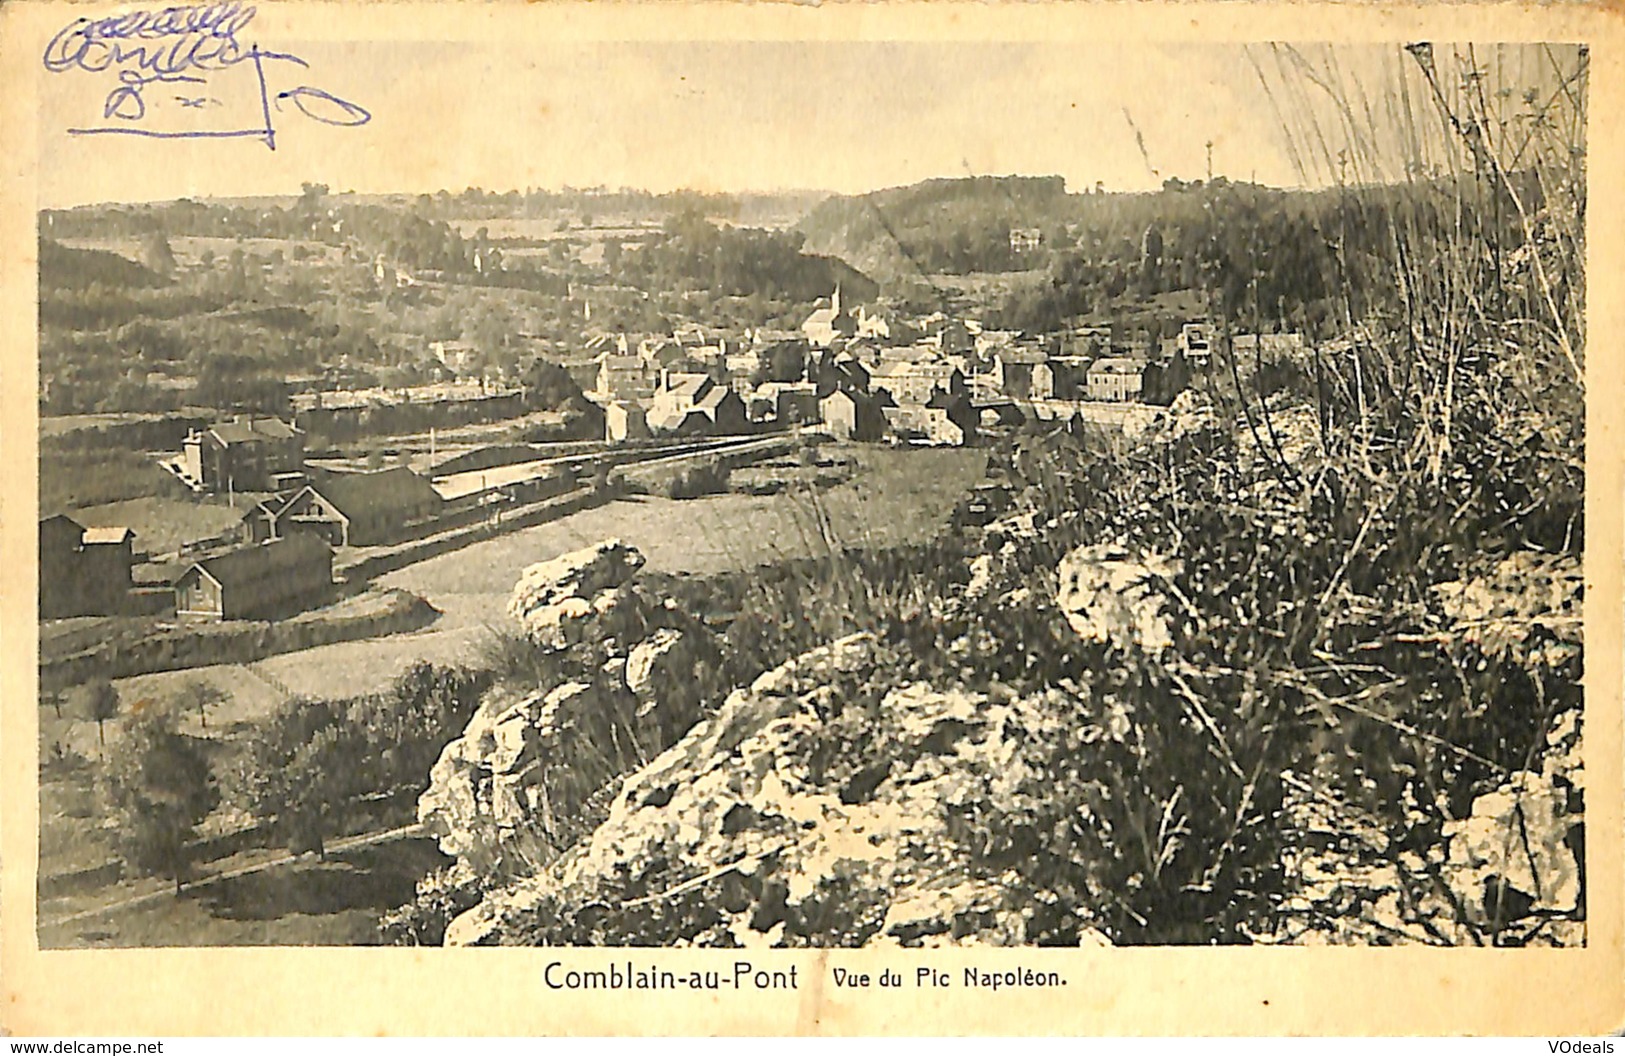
175, 535, 333, 621
276, 467, 444, 547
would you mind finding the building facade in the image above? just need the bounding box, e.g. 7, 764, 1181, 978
39, 516, 134, 618
174, 535, 333, 620
180, 416, 306, 493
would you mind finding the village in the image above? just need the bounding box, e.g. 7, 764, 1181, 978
20, 25, 1591, 987
40, 268, 1299, 630
31, 173, 1347, 952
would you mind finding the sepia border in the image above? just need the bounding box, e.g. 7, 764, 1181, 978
2, 1, 1622, 1036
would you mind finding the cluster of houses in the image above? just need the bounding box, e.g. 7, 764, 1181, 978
51, 412, 574, 622
40, 510, 337, 623
581, 292, 1269, 448
586, 288, 987, 447
42, 296, 1306, 625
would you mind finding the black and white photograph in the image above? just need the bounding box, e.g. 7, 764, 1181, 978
17, 6, 1596, 978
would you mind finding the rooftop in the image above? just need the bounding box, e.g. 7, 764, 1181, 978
1089, 357, 1145, 374
192, 534, 331, 589
81, 526, 135, 545
210, 416, 301, 445
313, 467, 440, 519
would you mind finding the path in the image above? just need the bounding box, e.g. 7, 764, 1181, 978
37, 823, 426, 931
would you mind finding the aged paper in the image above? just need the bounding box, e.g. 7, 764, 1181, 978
2, 0, 1622, 1036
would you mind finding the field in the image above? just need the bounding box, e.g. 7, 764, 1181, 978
445, 217, 564, 240
36, 442, 986, 947
39, 449, 180, 512
226, 444, 985, 700
390, 443, 984, 587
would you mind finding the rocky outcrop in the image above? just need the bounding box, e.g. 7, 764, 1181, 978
419, 680, 616, 873
419, 539, 719, 878
1056, 544, 1184, 654
1444, 771, 1582, 922
624, 628, 686, 707
443, 633, 1111, 948
507, 538, 647, 650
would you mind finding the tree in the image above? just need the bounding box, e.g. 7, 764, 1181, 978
228, 697, 341, 854
174, 680, 228, 730
73, 679, 120, 749
280, 725, 357, 860
299, 182, 329, 214
753, 342, 807, 385
520, 357, 585, 411
100, 703, 219, 894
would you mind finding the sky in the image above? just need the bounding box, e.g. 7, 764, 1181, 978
32, 27, 1575, 208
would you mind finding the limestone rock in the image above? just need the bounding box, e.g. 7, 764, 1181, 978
1056, 543, 1184, 654
624, 628, 687, 706
507, 539, 647, 649
1444, 770, 1582, 922
419, 680, 602, 873
444, 634, 1114, 948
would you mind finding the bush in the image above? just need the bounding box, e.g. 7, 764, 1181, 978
99, 703, 219, 893
228, 663, 491, 854
661, 458, 731, 500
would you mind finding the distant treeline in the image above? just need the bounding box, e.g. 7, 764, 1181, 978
796, 172, 1548, 337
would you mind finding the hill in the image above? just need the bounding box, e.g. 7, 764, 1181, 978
38, 238, 169, 291
797, 175, 1071, 280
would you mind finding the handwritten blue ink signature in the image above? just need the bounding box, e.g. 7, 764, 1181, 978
43, 1, 368, 150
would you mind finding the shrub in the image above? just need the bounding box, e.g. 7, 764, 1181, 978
99, 703, 219, 893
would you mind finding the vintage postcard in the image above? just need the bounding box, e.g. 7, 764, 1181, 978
2, 0, 1621, 1036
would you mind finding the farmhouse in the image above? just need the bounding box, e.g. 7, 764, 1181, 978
639, 337, 687, 370
991, 348, 1052, 399
678, 387, 748, 435
756, 381, 822, 426
174, 534, 333, 621
1045, 356, 1092, 399
811, 352, 871, 398
595, 355, 657, 400
1086, 357, 1146, 402
648, 374, 748, 435
852, 307, 918, 344
934, 319, 976, 357
882, 398, 976, 447
724, 349, 763, 386
179, 415, 305, 493
648, 372, 711, 425
240, 498, 283, 545
39, 515, 135, 619
748, 327, 803, 350
975, 328, 1023, 359
274, 467, 444, 547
